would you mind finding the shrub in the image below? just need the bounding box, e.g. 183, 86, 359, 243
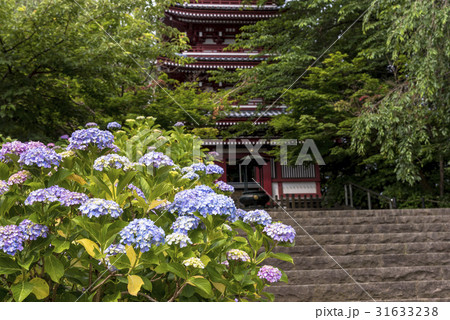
0, 117, 294, 302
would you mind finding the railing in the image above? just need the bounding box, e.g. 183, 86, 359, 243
344, 182, 397, 210
267, 194, 322, 209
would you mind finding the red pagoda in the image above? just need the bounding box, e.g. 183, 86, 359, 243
162, 0, 321, 203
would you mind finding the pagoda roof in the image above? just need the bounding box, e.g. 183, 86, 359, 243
174, 2, 280, 11
166, 7, 279, 21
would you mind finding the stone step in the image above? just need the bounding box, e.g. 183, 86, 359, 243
272, 215, 450, 226
267, 280, 450, 302
267, 252, 450, 270
283, 265, 449, 284
267, 208, 450, 219
294, 231, 450, 245
272, 241, 450, 257
289, 223, 448, 235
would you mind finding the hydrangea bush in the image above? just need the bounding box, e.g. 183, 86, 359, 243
0, 117, 294, 302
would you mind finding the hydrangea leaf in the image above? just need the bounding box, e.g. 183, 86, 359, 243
76, 239, 101, 259
268, 252, 294, 264
44, 255, 65, 283
127, 275, 144, 296
187, 276, 212, 296
17, 252, 39, 270
67, 174, 87, 185
125, 245, 137, 267
149, 199, 165, 210
11, 281, 34, 302
211, 281, 226, 295
51, 239, 70, 254
30, 278, 49, 300
0, 257, 22, 275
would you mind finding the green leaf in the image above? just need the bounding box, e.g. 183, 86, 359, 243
233, 236, 248, 244
11, 281, 34, 302
155, 262, 187, 279
232, 220, 254, 236
30, 278, 49, 300
116, 171, 138, 195
51, 238, 71, 253
141, 276, 153, 291
90, 175, 112, 198
0, 162, 9, 180
268, 252, 294, 264
48, 168, 73, 186
17, 253, 39, 270
187, 276, 212, 296
0, 257, 21, 275
44, 255, 65, 283
127, 275, 144, 296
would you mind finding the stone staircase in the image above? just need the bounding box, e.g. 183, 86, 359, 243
265, 208, 450, 301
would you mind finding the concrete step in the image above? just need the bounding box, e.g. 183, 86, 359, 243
267, 280, 450, 302
272, 215, 450, 226
268, 208, 450, 219
289, 223, 448, 235
273, 241, 450, 257
268, 252, 450, 270
294, 231, 450, 245
283, 265, 450, 284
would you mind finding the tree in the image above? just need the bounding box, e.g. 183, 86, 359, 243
0, 0, 189, 140
352, 0, 449, 196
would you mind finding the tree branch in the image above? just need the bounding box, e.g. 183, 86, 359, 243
120, 291, 158, 302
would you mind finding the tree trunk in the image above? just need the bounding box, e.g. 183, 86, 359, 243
439, 155, 444, 198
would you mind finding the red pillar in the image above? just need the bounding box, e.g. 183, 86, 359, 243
262, 162, 272, 196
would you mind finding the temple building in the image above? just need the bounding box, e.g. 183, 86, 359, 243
162, 0, 321, 203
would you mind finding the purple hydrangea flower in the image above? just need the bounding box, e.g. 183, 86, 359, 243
174, 122, 185, 127
47, 143, 55, 148
205, 164, 224, 175
0, 141, 45, 163
7, 170, 31, 186
138, 152, 174, 168
257, 265, 282, 283
25, 186, 87, 207
60, 135, 69, 140
19, 146, 61, 168
93, 154, 136, 171
226, 249, 250, 262
182, 163, 206, 173
85, 122, 98, 128
151, 199, 171, 212
242, 209, 272, 226
119, 218, 165, 252
221, 260, 229, 267
171, 215, 200, 234
79, 198, 123, 218
208, 151, 220, 157
107, 122, 122, 130
19, 220, 48, 241
67, 128, 115, 151
0, 225, 25, 255
215, 181, 234, 193
169, 185, 217, 216
165, 232, 192, 248
263, 222, 296, 243
0, 180, 9, 196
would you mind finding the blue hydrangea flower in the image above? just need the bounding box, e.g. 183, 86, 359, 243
104, 243, 126, 270
107, 122, 122, 130
85, 122, 98, 127
151, 199, 171, 212
171, 215, 200, 234
215, 181, 235, 193
93, 154, 136, 171
174, 122, 185, 127
242, 209, 272, 226
119, 218, 165, 252
181, 171, 199, 180
138, 152, 174, 168
181, 163, 206, 173
197, 193, 236, 219
226, 249, 250, 262
165, 232, 192, 248
0, 225, 24, 255
67, 128, 115, 151
25, 186, 88, 207
169, 185, 215, 215
127, 184, 147, 202
79, 198, 123, 218
8, 170, 31, 186
205, 164, 224, 175
236, 209, 247, 220
263, 222, 296, 243
19, 220, 48, 241
183, 257, 205, 269
257, 265, 282, 283
19, 146, 61, 168
0, 180, 9, 196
